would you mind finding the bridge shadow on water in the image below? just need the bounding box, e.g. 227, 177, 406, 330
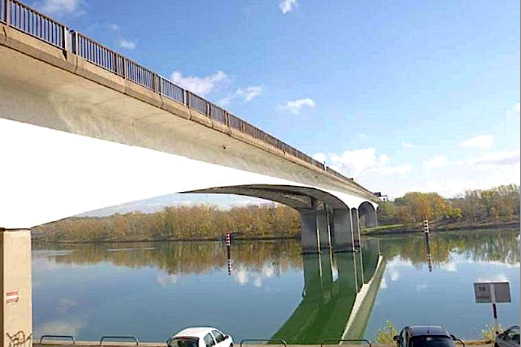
272, 240, 386, 344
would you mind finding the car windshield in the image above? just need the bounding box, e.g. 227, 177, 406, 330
169, 337, 199, 347
411, 336, 454, 347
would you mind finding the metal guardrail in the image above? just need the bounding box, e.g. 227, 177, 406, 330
0, 0, 378, 196
321, 339, 372, 347
100, 336, 139, 345
4, 0, 66, 48
40, 335, 76, 345
240, 339, 287, 347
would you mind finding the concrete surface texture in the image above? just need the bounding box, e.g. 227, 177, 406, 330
1, 229, 33, 347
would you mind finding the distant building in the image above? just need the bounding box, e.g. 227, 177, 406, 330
373, 192, 388, 202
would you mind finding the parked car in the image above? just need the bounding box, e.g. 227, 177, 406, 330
495, 326, 520, 347
167, 327, 233, 347
393, 326, 464, 347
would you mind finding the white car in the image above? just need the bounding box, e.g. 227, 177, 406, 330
167, 327, 233, 347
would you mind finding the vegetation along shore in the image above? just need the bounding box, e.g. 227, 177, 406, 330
34, 184, 519, 243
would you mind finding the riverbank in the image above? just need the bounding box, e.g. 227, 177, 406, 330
31, 234, 300, 244
363, 218, 519, 236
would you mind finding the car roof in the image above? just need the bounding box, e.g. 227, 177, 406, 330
174, 327, 218, 338
406, 326, 450, 337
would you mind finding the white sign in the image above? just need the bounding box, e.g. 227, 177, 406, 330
474, 282, 511, 303
5, 290, 19, 304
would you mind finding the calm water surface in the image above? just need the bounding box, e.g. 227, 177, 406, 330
32, 229, 520, 343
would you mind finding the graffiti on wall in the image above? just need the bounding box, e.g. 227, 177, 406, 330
6, 331, 33, 347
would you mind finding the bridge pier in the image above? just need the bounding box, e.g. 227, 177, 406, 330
317, 208, 331, 249
332, 209, 355, 252
1, 228, 33, 347
351, 208, 362, 248
300, 207, 320, 254
358, 202, 378, 228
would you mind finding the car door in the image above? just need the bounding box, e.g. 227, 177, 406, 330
211, 329, 228, 347
204, 333, 217, 347
505, 327, 520, 347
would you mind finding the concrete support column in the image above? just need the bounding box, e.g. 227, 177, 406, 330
332, 209, 354, 252
1, 229, 33, 347
300, 207, 320, 254
351, 208, 361, 248
317, 209, 331, 249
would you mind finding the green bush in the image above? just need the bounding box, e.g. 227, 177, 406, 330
481, 324, 503, 343
374, 320, 399, 344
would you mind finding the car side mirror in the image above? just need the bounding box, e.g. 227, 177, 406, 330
393, 336, 399, 341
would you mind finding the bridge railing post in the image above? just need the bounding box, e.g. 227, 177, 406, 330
4, 0, 9, 25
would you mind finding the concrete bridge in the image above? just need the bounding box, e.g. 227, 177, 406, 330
0, 1, 380, 346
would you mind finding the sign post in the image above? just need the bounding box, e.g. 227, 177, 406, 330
474, 282, 511, 335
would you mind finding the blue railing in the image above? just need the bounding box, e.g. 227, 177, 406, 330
0, 0, 361, 187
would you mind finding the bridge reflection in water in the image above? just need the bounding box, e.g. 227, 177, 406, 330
273, 240, 386, 344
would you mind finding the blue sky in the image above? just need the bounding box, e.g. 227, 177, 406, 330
33, 0, 520, 199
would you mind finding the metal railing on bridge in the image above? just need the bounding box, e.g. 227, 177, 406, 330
0, 0, 367, 191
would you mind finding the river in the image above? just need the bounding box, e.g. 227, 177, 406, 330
32, 228, 520, 343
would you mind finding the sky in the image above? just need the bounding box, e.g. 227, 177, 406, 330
24, 0, 521, 203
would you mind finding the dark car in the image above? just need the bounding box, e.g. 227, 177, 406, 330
394, 326, 464, 347
495, 326, 520, 347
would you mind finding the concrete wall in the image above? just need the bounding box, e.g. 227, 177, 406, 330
1, 230, 32, 347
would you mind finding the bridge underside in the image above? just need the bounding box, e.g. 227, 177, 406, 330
187, 184, 378, 253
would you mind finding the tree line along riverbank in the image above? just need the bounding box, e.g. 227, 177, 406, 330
33, 184, 519, 243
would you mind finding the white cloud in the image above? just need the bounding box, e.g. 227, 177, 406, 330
278, 98, 315, 115
315, 148, 411, 178
424, 155, 447, 168
466, 149, 520, 167
35, 318, 85, 337
461, 135, 494, 149
36, 0, 83, 16
380, 277, 387, 289
109, 24, 120, 31
389, 269, 400, 282
218, 86, 263, 106
156, 273, 178, 286
313, 153, 326, 163
279, 0, 298, 14
377, 164, 412, 176
58, 298, 77, 313
477, 274, 510, 283
402, 141, 414, 148
439, 262, 457, 272
119, 39, 137, 49
171, 71, 229, 97
234, 268, 249, 285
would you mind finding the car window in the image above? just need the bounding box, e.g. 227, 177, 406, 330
168, 337, 199, 347
399, 329, 406, 347
212, 330, 225, 343
410, 336, 454, 347
507, 328, 520, 341
204, 334, 216, 347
